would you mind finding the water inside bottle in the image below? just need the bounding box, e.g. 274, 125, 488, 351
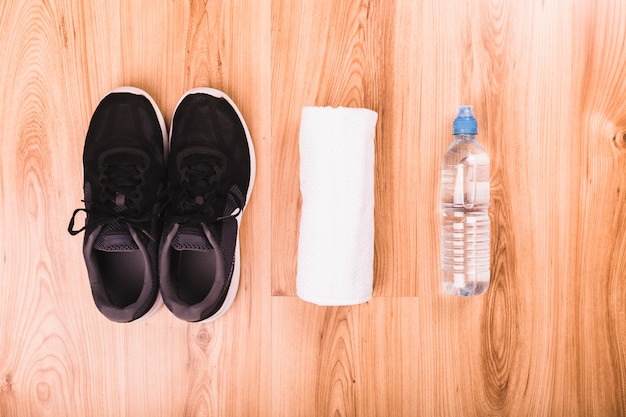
440, 207, 490, 295
440, 160, 490, 296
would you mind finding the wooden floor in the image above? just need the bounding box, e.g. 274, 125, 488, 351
1, 0, 625, 415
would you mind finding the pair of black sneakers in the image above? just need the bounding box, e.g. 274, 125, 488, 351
68, 87, 255, 323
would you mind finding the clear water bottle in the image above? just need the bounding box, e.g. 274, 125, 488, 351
440, 106, 490, 296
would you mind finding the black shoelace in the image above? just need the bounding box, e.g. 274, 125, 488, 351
68, 153, 163, 239
68, 150, 242, 236
100, 152, 148, 214
169, 150, 242, 225
67, 205, 161, 241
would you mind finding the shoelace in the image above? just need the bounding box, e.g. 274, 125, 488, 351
99, 152, 148, 214
168, 150, 243, 226
68, 149, 241, 236
175, 151, 225, 217
67, 204, 160, 241
68, 152, 163, 239
168, 194, 243, 227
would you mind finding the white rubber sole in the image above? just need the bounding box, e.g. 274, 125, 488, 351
139, 293, 164, 321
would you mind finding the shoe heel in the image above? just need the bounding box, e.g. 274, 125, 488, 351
137, 293, 164, 321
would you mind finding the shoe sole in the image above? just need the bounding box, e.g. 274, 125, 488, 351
102, 86, 168, 321
171, 87, 256, 323
140, 292, 164, 320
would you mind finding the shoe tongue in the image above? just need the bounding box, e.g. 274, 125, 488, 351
94, 223, 139, 252
172, 224, 213, 251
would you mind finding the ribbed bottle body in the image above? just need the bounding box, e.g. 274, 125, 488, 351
440, 136, 490, 296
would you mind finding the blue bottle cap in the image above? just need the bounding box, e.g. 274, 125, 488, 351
453, 105, 477, 135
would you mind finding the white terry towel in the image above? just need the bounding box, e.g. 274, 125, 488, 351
296, 106, 378, 306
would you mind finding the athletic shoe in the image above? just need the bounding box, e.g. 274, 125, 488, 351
159, 88, 255, 322
68, 87, 168, 322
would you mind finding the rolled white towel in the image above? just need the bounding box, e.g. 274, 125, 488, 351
296, 106, 378, 306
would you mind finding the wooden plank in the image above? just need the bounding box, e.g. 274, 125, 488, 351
271, 298, 423, 416
571, 1, 626, 413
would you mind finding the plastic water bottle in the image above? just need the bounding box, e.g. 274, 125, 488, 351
440, 106, 490, 296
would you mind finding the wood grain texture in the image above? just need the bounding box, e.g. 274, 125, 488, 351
272, 298, 422, 417
0, 0, 624, 416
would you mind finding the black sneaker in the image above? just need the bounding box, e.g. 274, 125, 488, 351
159, 88, 255, 322
68, 87, 167, 322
